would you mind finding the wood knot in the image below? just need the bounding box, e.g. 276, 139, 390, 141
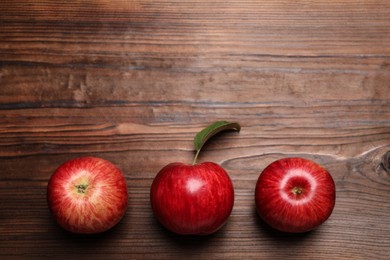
381, 151, 390, 173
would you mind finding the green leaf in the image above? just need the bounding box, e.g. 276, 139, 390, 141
192, 121, 241, 164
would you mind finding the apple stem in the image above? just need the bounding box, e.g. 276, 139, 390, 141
192, 149, 201, 165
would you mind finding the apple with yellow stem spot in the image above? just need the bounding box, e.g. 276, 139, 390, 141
47, 156, 128, 234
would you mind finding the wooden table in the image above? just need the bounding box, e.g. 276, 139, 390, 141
1, 1, 389, 259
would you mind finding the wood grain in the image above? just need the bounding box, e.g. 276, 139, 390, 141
1, 1, 389, 259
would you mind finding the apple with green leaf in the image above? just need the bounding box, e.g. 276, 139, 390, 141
150, 121, 240, 235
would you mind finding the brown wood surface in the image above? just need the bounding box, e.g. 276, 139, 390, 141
1, 1, 389, 259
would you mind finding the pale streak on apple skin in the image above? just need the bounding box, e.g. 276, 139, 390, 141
279, 169, 317, 205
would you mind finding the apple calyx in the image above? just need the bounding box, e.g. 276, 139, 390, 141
75, 184, 88, 194
292, 186, 303, 196
192, 121, 241, 165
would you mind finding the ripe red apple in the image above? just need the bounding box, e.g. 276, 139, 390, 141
255, 157, 336, 233
150, 121, 240, 235
150, 162, 234, 235
47, 156, 128, 234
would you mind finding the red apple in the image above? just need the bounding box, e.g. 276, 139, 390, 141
255, 157, 336, 233
150, 162, 234, 235
150, 121, 240, 235
47, 156, 128, 234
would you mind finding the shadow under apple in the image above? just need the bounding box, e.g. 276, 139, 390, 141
46, 210, 129, 256
152, 216, 229, 251
252, 205, 317, 243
